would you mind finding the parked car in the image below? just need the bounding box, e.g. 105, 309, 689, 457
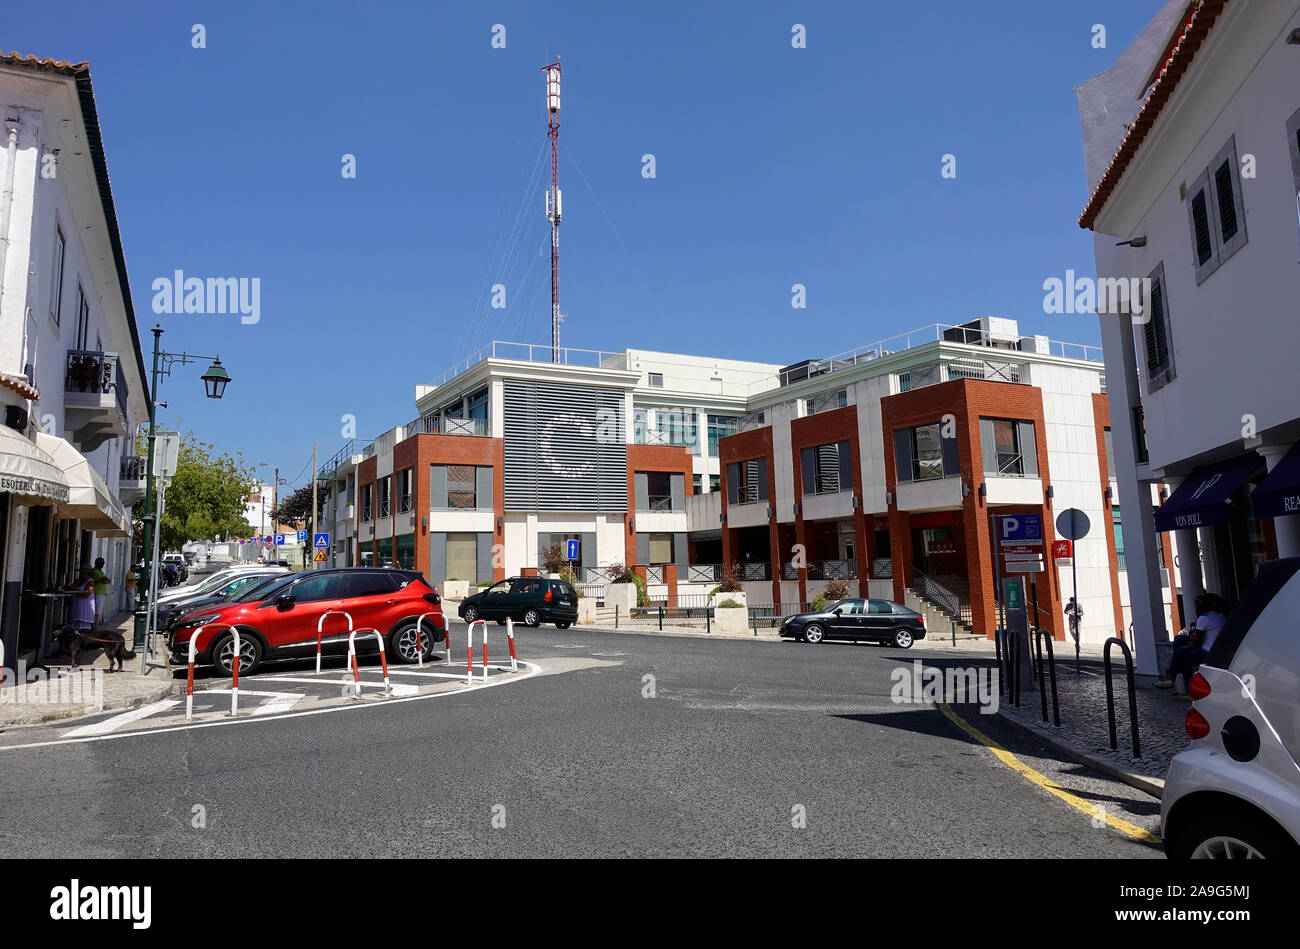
163, 553, 188, 583
779, 598, 925, 648
1161, 557, 1300, 859
458, 576, 578, 628
169, 567, 444, 675
155, 565, 288, 604
158, 572, 287, 632
182, 551, 197, 565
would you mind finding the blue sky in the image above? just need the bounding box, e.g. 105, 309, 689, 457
12, 0, 1153, 491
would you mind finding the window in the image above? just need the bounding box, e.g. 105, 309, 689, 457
395, 533, 416, 570
655, 408, 696, 447
709, 473, 720, 493
466, 386, 489, 421
800, 440, 852, 495
805, 389, 847, 415
1140, 262, 1175, 391
648, 533, 674, 564
893, 423, 958, 483
1187, 136, 1247, 284
74, 284, 90, 350
868, 600, 894, 614
50, 225, 65, 325
726, 457, 768, 505
360, 484, 373, 522
693, 474, 702, 494
377, 476, 391, 518
397, 468, 414, 514
290, 573, 342, 603
645, 471, 673, 511
1103, 428, 1116, 479
447, 465, 476, 508
979, 418, 1038, 478
648, 373, 663, 387
707, 415, 738, 456
344, 572, 396, 598
1112, 506, 1125, 571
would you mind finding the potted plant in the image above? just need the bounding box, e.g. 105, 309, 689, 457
708, 562, 746, 609
540, 543, 567, 578
67, 354, 100, 392
713, 597, 750, 633
442, 576, 470, 599
603, 561, 646, 613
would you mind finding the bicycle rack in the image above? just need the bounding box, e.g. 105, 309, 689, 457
316, 610, 354, 674
345, 628, 391, 698
415, 612, 443, 668
994, 626, 1005, 695
1103, 637, 1141, 757
1032, 628, 1060, 727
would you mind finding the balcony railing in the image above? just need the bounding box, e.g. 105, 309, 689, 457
398, 494, 414, 514
378, 499, 391, 518
319, 440, 355, 479
120, 455, 146, 484
65, 350, 127, 421
635, 428, 697, 447
645, 495, 673, 512
739, 562, 770, 581
686, 564, 723, 583
782, 559, 857, 580
405, 414, 491, 437
871, 558, 893, 579
992, 452, 1026, 477
360, 504, 373, 522
646, 565, 665, 584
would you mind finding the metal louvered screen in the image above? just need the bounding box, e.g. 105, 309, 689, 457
503, 379, 628, 512
1191, 191, 1213, 265
1214, 160, 1237, 241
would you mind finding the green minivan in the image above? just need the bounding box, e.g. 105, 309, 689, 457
457, 576, 579, 628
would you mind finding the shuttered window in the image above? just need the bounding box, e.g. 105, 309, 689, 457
800, 441, 852, 495
1142, 262, 1175, 391
1287, 107, 1300, 253
1188, 136, 1247, 284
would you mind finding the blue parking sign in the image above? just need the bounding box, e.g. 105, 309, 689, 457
274, 533, 286, 546
296, 529, 308, 543
565, 539, 580, 561
997, 514, 1043, 547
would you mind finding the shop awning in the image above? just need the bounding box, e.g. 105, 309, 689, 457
1154, 453, 1261, 532
0, 426, 69, 504
1251, 443, 1300, 520
35, 433, 130, 536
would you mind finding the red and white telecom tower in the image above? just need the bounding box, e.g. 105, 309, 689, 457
541, 60, 562, 362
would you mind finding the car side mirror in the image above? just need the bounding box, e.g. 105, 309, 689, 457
831, 607, 842, 615
274, 592, 295, 611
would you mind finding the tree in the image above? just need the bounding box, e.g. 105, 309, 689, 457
132, 431, 258, 550
269, 482, 327, 527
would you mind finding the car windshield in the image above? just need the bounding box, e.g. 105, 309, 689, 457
187, 572, 238, 596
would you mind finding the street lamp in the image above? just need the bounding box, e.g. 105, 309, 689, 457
134, 324, 233, 663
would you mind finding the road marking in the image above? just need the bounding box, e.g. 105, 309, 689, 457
256, 676, 417, 694
0, 661, 542, 751
199, 689, 306, 717
62, 699, 183, 737
938, 702, 1161, 845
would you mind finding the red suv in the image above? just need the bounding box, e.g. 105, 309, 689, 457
169, 568, 445, 675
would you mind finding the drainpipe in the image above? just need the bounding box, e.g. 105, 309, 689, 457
0, 116, 20, 331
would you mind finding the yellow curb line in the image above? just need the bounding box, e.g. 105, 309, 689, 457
938, 701, 1161, 845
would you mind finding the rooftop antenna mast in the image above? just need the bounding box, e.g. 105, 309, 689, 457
541, 59, 562, 362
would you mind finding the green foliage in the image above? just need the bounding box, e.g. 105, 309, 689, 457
539, 544, 567, 575
558, 566, 583, 596
606, 563, 649, 606
713, 562, 744, 593
270, 482, 326, 525
716, 599, 744, 609
824, 578, 851, 602
134, 431, 257, 550
812, 593, 827, 613
477, 579, 493, 587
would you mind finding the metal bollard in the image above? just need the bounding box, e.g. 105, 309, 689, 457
658, 605, 664, 631
615, 605, 619, 629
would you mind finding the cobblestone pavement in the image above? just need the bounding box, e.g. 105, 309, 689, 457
998, 655, 1191, 785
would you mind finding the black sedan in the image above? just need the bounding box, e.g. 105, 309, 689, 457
779, 598, 925, 648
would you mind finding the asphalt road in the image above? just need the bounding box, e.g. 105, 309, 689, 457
0, 622, 1163, 858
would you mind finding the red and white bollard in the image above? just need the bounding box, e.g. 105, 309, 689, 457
317, 610, 353, 674
373, 629, 391, 695
229, 627, 242, 717
186, 629, 203, 720
482, 621, 489, 681
506, 616, 517, 673
466, 620, 485, 685
416, 612, 441, 668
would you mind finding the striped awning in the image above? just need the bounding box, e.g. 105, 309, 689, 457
0, 425, 69, 503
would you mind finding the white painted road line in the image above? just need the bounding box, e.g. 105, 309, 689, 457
258, 676, 418, 696
197, 689, 307, 717
62, 699, 183, 737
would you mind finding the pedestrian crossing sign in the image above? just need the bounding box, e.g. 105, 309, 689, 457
314, 549, 327, 563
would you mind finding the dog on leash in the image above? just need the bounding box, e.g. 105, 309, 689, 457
57, 625, 137, 672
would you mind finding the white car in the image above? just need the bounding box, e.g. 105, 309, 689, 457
153, 564, 288, 603
1161, 557, 1300, 858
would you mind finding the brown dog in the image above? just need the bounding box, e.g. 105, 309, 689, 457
57, 626, 137, 672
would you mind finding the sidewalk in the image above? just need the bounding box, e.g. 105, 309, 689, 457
0, 610, 178, 728
995, 654, 1190, 796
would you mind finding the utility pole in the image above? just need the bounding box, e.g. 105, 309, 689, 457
541, 60, 562, 362
311, 441, 318, 571
272, 465, 279, 550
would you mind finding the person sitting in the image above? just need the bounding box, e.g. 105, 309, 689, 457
1155, 593, 1227, 693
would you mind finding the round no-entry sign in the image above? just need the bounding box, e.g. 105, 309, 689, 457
1055, 508, 1091, 541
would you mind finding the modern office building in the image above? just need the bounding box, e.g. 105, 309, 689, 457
1076, 0, 1300, 671
0, 54, 149, 671
320, 319, 1158, 645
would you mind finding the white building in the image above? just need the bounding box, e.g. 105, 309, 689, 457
1076, 0, 1300, 672
0, 53, 150, 668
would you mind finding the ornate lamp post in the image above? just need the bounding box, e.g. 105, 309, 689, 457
133, 324, 232, 662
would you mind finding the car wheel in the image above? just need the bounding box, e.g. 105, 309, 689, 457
462, 605, 479, 623
893, 628, 914, 649
523, 608, 541, 628
212, 629, 262, 677
804, 624, 825, 644
1173, 813, 1299, 859
556, 621, 572, 629
390, 623, 432, 664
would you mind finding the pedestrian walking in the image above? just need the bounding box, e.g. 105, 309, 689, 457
1065, 596, 1083, 641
